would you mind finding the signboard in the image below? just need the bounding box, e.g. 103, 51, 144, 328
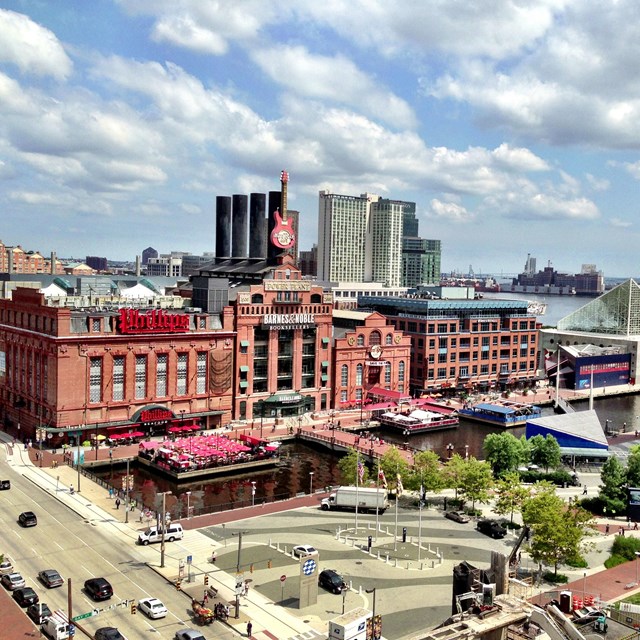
140, 408, 173, 423
264, 280, 311, 292
280, 575, 286, 582
72, 611, 96, 621
262, 313, 315, 330
118, 308, 190, 334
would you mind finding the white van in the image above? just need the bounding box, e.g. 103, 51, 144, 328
41, 612, 71, 639
137, 523, 184, 545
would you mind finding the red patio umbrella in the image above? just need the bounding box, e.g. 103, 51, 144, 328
129, 431, 145, 437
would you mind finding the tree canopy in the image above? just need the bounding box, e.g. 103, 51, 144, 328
338, 448, 370, 486
409, 449, 445, 494
483, 432, 528, 477
528, 434, 562, 472
493, 472, 531, 523
458, 457, 494, 510
521, 482, 594, 574
598, 456, 627, 516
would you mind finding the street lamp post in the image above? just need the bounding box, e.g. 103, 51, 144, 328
251, 481, 256, 507
186, 491, 192, 520
446, 443, 454, 459
309, 472, 314, 495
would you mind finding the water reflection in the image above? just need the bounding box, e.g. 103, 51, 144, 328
93, 394, 640, 517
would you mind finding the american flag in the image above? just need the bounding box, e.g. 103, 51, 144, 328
378, 468, 387, 489
357, 460, 365, 483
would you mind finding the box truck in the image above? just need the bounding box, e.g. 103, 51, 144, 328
41, 612, 71, 640
321, 486, 389, 513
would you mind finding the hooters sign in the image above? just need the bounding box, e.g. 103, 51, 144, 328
118, 309, 190, 334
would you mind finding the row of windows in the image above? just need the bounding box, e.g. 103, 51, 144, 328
88, 352, 207, 403
416, 361, 537, 380
423, 348, 537, 363
414, 333, 536, 349
339, 361, 406, 386
398, 319, 537, 333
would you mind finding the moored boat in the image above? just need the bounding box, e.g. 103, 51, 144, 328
458, 400, 542, 427
378, 408, 459, 434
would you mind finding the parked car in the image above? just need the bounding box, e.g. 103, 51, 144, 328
1, 572, 26, 590
27, 602, 52, 624
293, 544, 317, 557
318, 569, 347, 594
445, 511, 470, 524
95, 628, 127, 640
38, 569, 64, 588
13, 587, 39, 607
476, 518, 508, 539
175, 631, 206, 640
0, 557, 14, 575
138, 597, 168, 619
0, 479, 10, 490
18, 511, 37, 527
84, 577, 113, 601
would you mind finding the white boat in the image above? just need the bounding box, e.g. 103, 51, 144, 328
378, 408, 459, 434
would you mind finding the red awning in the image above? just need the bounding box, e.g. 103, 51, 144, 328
367, 386, 412, 401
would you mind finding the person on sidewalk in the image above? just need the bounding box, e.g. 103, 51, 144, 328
246, 621, 253, 638
115, 497, 121, 509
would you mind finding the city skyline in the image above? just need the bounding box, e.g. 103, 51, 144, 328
1, 2, 639, 276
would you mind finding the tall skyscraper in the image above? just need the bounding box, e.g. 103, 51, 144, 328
402, 237, 441, 287
318, 191, 372, 282
370, 199, 404, 286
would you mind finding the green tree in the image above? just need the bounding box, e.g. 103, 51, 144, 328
599, 456, 627, 516
409, 450, 445, 494
338, 448, 370, 486
522, 482, 594, 575
483, 432, 528, 477
529, 434, 562, 472
380, 446, 410, 493
626, 445, 640, 488
493, 472, 531, 523
458, 457, 494, 510
442, 454, 467, 499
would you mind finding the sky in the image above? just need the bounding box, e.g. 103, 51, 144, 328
1, 1, 639, 277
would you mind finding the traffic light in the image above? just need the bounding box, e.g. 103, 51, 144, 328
176, 580, 182, 591
130, 602, 136, 615
204, 575, 209, 586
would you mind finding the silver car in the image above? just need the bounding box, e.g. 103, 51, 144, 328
1, 572, 26, 590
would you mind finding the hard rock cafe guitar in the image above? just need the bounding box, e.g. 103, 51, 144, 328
270, 170, 296, 250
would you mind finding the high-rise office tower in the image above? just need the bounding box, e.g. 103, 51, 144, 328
318, 191, 373, 282
402, 237, 441, 287
370, 198, 404, 286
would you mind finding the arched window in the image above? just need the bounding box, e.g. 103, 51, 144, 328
311, 293, 322, 303
341, 364, 348, 386
356, 363, 363, 385
251, 293, 263, 304
399, 360, 405, 382
357, 334, 365, 346
369, 331, 381, 346
385, 333, 393, 345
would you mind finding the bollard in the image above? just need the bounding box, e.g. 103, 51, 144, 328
385, 553, 390, 563
377, 551, 381, 560
277, 542, 281, 551
431, 560, 435, 568
420, 563, 424, 571
367, 535, 372, 552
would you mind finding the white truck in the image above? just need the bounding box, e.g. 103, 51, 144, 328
41, 612, 71, 640
321, 486, 389, 513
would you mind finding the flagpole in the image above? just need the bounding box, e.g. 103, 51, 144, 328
394, 464, 399, 551
418, 472, 423, 563
355, 450, 360, 534
375, 459, 380, 542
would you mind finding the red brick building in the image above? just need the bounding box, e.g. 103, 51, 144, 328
0, 288, 234, 444
332, 310, 412, 409
231, 256, 334, 422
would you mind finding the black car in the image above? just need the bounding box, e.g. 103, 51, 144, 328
18, 511, 37, 527
318, 569, 347, 594
445, 511, 470, 524
13, 587, 39, 607
95, 627, 126, 640
27, 602, 52, 624
84, 577, 113, 601
476, 518, 508, 539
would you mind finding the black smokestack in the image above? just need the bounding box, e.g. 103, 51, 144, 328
215, 196, 232, 258
249, 193, 266, 259
232, 194, 248, 258
267, 190, 282, 265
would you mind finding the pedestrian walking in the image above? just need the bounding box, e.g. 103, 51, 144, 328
69, 483, 74, 494
582, 485, 588, 495
115, 497, 121, 509
246, 621, 253, 637
605, 523, 610, 534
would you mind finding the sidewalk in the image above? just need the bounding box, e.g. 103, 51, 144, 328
0, 432, 326, 640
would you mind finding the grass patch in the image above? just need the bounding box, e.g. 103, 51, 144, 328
543, 571, 568, 584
